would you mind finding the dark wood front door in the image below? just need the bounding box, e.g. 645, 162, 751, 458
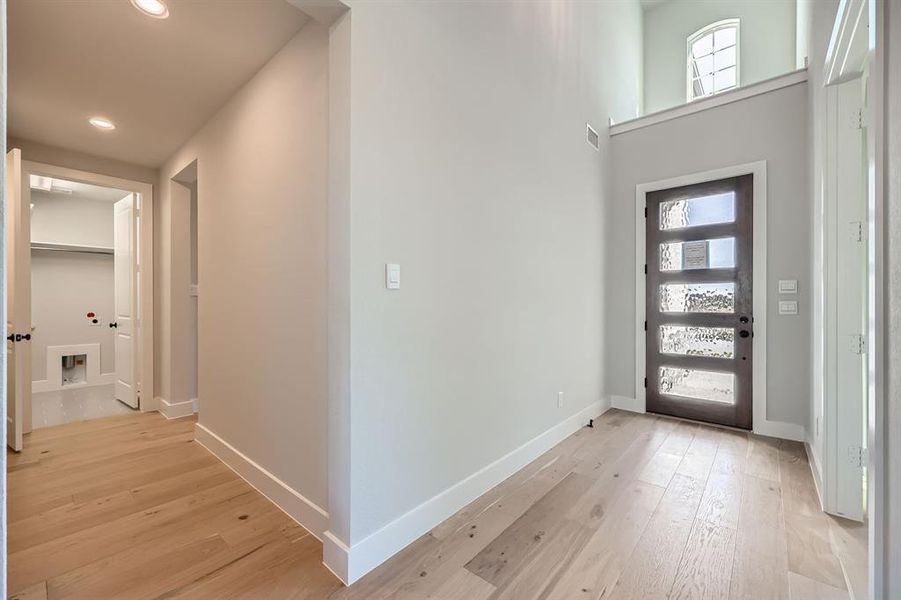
645, 174, 753, 429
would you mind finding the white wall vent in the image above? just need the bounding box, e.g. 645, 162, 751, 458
586, 123, 600, 151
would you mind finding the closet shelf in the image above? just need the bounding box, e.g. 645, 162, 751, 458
31, 241, 114, 255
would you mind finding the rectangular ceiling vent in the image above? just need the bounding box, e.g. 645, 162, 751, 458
586, 123, 600, 151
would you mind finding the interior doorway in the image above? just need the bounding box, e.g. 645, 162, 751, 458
645, 175, 753, 429
5, 152, 154, 450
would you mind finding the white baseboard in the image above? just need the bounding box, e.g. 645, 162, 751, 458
194, 423, 329, 540
158, 397, 197, 420
611, 394, 645, 413
322, 399, 610, 585
753, 419, 807, 442
805, 439, 826, 510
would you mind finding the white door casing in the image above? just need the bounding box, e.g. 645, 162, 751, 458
114, 194, 138, 408
6, 149, 31, 450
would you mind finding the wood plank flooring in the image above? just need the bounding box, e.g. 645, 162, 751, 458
336, 410, 867, 600
7, 412, 342, 599
7, 409, 867, 599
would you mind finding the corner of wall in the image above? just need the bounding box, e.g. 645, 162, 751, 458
324, 400, 609, 585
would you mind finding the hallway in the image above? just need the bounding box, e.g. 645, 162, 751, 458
7, 409, 865, 599
6, 413, 341, 599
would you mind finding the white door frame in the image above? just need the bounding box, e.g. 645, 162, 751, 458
631, 161, 802, 441
824, 0, 885, 595
21, 160, 155, 413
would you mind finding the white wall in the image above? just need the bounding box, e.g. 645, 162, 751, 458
642, 0, 797, 114
327, 0, 642, 580
30, 192, 115, 382
158, 21, 329, 510
607, 81, 810, 429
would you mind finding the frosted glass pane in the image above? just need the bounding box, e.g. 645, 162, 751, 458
659, 192, 735, 230
660, 325, 735, 358
659, 367, 735, 404
714, 27, 736, 50
692, 33, 713, 58
659, 282, 735, 313
714, 46, 736, 71
659, 237, 736, 271
714, 66, 737, 92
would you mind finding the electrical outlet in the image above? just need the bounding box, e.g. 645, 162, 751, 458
557, 392, 564, 408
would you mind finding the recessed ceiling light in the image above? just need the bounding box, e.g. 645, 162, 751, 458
89, 117, 116, 131
130, 0, 169, 19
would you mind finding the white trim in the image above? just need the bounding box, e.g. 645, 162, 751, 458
321, 399, 610, 585
194, 422, 329, 539
158, 397, 196, 420
611, 394, 645, 413
611, 69, 808, 136
632, 161, 801, 441
867, 0, 885, 596
19, 159, 154, 413
825, 0, 868, 86
806, 440, 826, 511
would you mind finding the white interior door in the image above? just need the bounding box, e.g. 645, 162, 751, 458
6, 149, 31, 451
825, 78, 868, 520
114, 194, 138, 408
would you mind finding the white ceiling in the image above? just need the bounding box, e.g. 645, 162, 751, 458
9, 0, 310, 167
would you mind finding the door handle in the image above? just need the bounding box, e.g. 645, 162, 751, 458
739, 330, 750, 338
109, 322, 118, 328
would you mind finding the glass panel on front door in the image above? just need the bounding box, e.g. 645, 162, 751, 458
646, 175, 753, 429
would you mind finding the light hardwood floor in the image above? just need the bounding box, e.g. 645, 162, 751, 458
7, 409, 866, 599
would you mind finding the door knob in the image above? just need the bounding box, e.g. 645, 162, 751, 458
109, 322, 118, 328
22, 333, 31, 341
739, 330, 750, 338
739, 316, 749, 324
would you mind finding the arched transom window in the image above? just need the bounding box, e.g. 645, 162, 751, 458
687, 19, 740, 101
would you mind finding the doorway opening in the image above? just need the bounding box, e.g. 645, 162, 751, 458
5, 153, 154, 450
28, 174, 139, 429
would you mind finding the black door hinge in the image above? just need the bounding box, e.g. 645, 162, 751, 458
644, 321, 647, 331
644, 206, 648, 218
643, 377, 647, 388
644, 264, 648, 275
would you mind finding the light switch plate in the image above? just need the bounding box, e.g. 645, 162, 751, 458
778, 279, 798, 294
779, 300, 798, 315
386, 264, 401, 290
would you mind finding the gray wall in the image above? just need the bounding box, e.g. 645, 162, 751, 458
338, 0, 642, 546
159, 22, 330, 508
643, 0, 797, 114
30, 193, 116, 381
608, 80, 810, 428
